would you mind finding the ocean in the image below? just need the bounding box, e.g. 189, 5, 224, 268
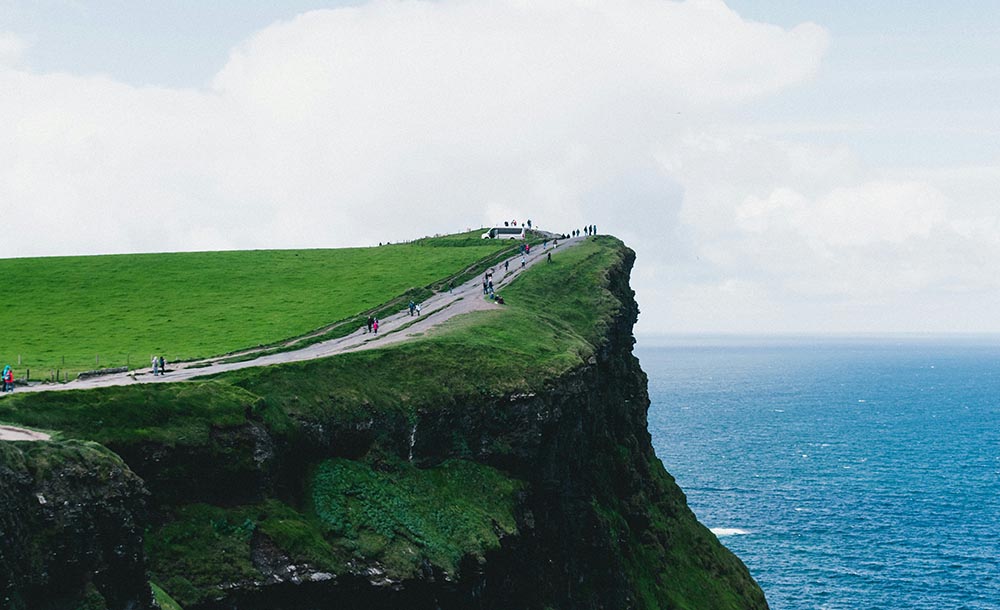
637, 337, 1000, 610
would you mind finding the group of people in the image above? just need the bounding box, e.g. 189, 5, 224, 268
151, 355, 166, 376
502, 219, 532, 228
1, 365, 13, 392
408, 300, 422, 316
364, 315, 380, 334
567, 225, 597, 238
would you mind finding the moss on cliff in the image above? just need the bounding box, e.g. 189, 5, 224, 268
145, 458, 521, 607
311, 458, 521, 578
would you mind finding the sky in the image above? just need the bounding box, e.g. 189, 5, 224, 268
2, 0, 999, 335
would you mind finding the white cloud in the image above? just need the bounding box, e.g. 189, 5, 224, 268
0, 31, 26, 66
632, 128, 1000, 333
11, 1, 998, 333
0, 0, 827, 258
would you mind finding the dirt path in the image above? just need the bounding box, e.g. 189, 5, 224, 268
0, 425, 51, 441
6, 237, 583, 398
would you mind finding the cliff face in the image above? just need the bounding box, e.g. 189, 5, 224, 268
0, 440, 153, 610
400, 247, 767, 610
0, 239, 767, 610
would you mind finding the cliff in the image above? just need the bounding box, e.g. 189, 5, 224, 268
0, 441, 153, 610
0, 237, 767, 609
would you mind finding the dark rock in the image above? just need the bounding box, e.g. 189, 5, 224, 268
0, 440, 153, 610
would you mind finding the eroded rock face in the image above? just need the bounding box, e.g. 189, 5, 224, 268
0, 440, 153, 610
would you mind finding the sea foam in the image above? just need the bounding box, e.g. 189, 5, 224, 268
711, 527, 750, 537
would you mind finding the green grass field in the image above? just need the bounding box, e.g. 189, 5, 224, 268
0, 232, 511, 378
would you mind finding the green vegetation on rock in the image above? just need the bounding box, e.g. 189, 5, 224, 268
0, 381, 271, 446
144, 458, 521, 607
311, 458, 521, 578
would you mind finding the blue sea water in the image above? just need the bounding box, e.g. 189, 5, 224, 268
637, 337, 1000, 610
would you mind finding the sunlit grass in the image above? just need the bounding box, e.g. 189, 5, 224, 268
0, 232, 508, 377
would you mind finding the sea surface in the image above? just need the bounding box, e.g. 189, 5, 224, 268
637, 336, 1000, 610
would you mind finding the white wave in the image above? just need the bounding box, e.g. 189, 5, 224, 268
711, 527, 750, 537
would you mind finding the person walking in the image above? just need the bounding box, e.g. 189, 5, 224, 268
547, 252, 552, 263
1, 365, 10, 392
408, 300, 416, 316
366, 315, 374, 334
152, 355, 159, 376
521, 255, 526, 268
505, 260, 509, 272
373, 318, 379, 334
416, 303, 421, 316
159, 355, 166, 375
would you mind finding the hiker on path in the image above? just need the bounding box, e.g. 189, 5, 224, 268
416, 303, 421, 316
409, 300, 416, 316
547, 252, 552, 263
373, 318, 379, 334
366, 315, 374, 334
521, 255, 526, 268
505, 260, 509, 272
152, 355, 159, 376
159, 355, 166, 375
2, 365, 10, 392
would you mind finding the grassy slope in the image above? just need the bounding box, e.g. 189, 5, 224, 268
0, 231, 509, 377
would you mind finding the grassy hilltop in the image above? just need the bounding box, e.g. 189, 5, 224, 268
0, 234, 767, 610
0, 231, 512, 378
